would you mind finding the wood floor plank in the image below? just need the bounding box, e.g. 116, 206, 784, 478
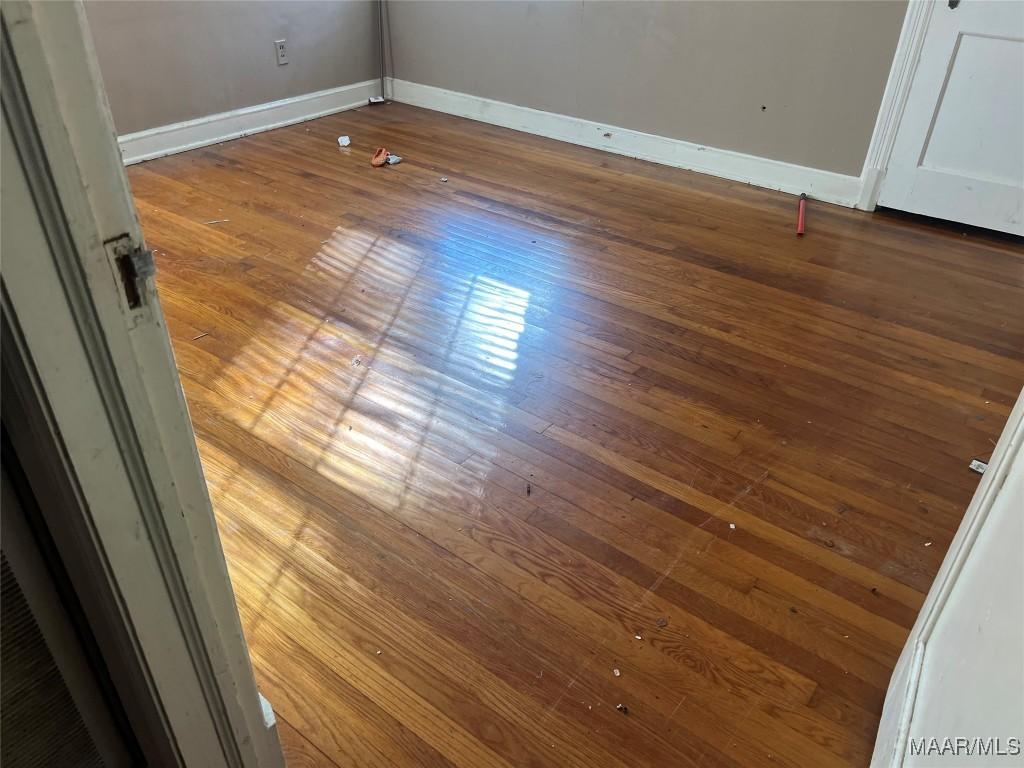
129, 102, 1023, 767
275, 717, 343, 768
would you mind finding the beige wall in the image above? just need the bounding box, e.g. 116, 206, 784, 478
388, 1, 907, 176
84, 1, 378, 135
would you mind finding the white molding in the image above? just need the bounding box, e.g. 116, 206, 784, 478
118, 79, 380, 164
870, 388, 1024, 767
390, 78, 864, 208
258, 693, 277, 730
858, 0, 935, 211
896, 398, 1024, 767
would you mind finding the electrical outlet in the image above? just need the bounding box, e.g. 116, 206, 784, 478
274, 39, 288, 65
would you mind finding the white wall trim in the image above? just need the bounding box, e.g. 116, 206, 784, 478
858, 0, 935, 211
389, 78, 864, 208
118, 79, 380, 165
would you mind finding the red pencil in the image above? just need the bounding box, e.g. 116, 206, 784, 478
796, 193, 807, 236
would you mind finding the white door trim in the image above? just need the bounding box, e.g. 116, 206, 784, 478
871, 388, 1024, 767
859, 0, 936, 210
1, 3, 283, 765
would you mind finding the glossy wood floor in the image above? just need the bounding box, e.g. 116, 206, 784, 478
129, 103, 1023, 768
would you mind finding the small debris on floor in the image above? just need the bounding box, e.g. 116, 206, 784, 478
871, 587, 880, 596
440, 176, 449, 183
728, 523, 736, 530
386, 154, 402, 165
612, 668, 621, 677
191, 331, 209, 341
969, 458, 988, 474
634, 634, 642, 640
376, 650, 382, 655
655, 617, 668, 628
204, 219, 229, 225
924, 541, 932, 547
615, 704, 629, 715
338, 135, 351, 147
526, 483, 532, 496
789, 606, 798, 614
824, 539, 835, 548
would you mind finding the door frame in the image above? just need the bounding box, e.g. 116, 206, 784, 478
859, 0, 935, 210
870, 388, 1024, 767
1, 2, 283, 765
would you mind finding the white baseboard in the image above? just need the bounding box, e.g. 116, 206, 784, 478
389, 78, 865, 208
118, 79, 380, 165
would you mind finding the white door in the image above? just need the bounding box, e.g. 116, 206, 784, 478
870, 388, 1024, 767
878, 0, 1024, 235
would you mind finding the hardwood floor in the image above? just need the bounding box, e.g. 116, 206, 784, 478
128, 103, 1023, 768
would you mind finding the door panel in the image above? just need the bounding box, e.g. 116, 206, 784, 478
878, 1, 1024, 235
906, 449, 1023, 766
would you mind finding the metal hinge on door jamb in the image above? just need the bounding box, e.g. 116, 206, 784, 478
106, 234, 155, 315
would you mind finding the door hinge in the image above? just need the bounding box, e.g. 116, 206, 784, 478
109, 235, 155, 310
